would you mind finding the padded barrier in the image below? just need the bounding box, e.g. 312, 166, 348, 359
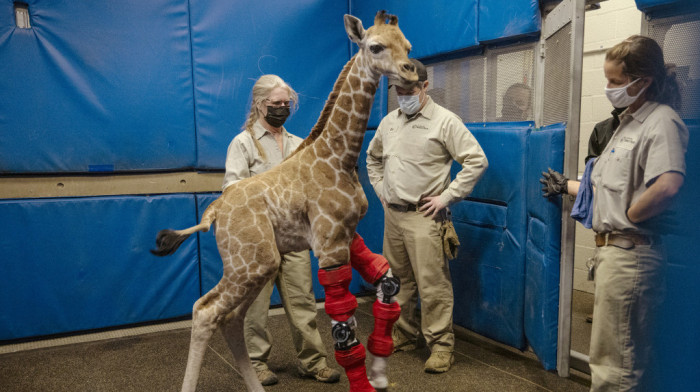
524, 122, 565, 370
190, 0, 351, 169
477, 0, 541, 43
0, 194, 200, 341
635, 0, 700, 14
450, 122, 532, 349
0, 0, 196, 173
650, 120, 700, 390
350, 0, 479, 60
196, 193, 373, 304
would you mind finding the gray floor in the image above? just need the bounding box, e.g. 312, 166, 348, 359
0, 293, 594, 392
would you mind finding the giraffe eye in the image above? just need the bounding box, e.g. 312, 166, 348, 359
369, 44, 384, 54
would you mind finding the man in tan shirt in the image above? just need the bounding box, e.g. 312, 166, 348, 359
366, 59, 488, 373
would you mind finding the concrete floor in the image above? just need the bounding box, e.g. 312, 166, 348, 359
0, 295, 593, 392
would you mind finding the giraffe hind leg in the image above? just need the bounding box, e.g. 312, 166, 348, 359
180, 290, 223, 392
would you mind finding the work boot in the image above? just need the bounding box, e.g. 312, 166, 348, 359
392, 328, 417, 353
299, 366, 341, 383
255, 366, 278, 386
424, 351, 454, 373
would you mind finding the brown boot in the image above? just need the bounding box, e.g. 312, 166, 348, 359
424, 352, 454, 373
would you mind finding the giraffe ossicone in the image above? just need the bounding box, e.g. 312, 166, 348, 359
151, 10, 417, 392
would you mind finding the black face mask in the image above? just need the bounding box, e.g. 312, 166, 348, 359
264, 106, 290, 128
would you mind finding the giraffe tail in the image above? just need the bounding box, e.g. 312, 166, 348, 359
150, 199, 220, 257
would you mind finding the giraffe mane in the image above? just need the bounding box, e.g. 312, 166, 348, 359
288, 54, 357, 158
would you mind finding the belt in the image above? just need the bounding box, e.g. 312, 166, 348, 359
594, 232, 656, 249
388, 202, 424, 212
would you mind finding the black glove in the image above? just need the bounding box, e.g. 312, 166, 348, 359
540, 168, 568, 198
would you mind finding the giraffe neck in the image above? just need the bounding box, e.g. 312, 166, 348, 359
318, 54, 379, 172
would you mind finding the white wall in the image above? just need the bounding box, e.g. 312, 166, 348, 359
574, 0, 642, 293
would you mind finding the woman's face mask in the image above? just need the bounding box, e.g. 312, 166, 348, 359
264, 106, 290, 128
605, 78, 647, 108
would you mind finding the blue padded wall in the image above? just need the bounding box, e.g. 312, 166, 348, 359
0, 194, 200, 340
478, 0, 541, 43
0, 0, 196, 173
635, 0, 700, 13
524, 123, 565, 370
356, 130, 386, 254
650, 121, 700, 390
190, 0, 351, 169
350, 0, 479, 60
196, 194, 372, 305
449, 122, 532, 349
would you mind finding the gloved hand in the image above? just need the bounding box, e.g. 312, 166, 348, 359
540, 168, 568, 198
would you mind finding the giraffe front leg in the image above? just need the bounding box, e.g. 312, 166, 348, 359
366, 274, 401, 390
348, 234, 401, 390
318, 264, 375, 392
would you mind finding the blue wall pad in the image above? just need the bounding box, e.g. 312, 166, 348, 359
0, 194, 200, 340
189, 0, 350, 169
357, 130, 387, 255
366, 77, 389, 130
196, 194, 372, 305
524, 123, 565, 370
635, 0, 700, 14
450, 122, 532, 349
0, 1, 196, 173
651, 120, 700, 389
478, 0, 541, 43
350, 0, 479, 59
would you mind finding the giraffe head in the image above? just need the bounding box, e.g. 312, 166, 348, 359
344, 10, 417, 87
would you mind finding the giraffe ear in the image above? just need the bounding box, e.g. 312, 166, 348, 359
344, 14, 365, 45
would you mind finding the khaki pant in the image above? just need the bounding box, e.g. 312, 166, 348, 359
383, 207, 454, 352
589, 243, 665, 392
244, 249, 329, 373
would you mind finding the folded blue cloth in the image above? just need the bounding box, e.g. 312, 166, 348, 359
571, 158, 596, 229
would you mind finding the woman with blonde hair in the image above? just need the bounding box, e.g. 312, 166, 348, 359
222, 74, 340, 386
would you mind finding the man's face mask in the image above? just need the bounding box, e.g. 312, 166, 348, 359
264, 106, 290, 128
605, 78, 647, 108
397, 93, 422, 115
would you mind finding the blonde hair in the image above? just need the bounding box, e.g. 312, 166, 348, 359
243, 75, 299, 160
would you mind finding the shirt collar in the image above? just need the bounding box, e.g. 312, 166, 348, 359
253, 120, 287, 140
399, 95, 435, 120
621, 101, 659, 124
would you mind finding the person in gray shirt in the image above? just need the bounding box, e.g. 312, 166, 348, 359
541, 36, 687, 391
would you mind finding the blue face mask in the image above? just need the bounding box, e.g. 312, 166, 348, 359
397, 93, 422, 115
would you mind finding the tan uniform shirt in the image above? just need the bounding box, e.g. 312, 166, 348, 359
366, 96, 488, 207
590, 101, 688, 234
222, 120, 303, 189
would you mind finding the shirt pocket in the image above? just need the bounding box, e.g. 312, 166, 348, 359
600, 147, 632, 193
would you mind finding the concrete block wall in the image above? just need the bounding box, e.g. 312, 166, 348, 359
575, 0, 642, 293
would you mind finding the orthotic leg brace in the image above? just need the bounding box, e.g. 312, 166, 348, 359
349, 234, 401, 389
318, 264, 374, 392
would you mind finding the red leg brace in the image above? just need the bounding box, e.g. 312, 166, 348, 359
336, 343, 374, 392
319, 265, 374, 392
318, 264, 357, 322
350, 233, 390, 285
368, 300, 401, 357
